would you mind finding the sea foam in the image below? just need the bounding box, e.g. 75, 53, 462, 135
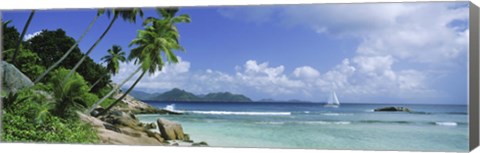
322, 113, 354, 116
435, 122, 458, 127
188, 111, 291, 116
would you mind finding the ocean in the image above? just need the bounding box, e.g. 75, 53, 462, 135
136, 102, 468, 152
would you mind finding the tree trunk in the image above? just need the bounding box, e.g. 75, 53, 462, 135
64, 16, 117, 83
34, 15, 99, 83
87, 66, 141, 114
12, 10, 35, 64
95, 69, 147, 117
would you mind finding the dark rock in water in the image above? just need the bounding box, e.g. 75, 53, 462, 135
1, 61, 34, 94
192, 141, 208, 147
157, 118, 185, 140
374, 107, 411, 112
184, 133, 190, 141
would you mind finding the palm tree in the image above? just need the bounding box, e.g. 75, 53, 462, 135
48, 68, 90, 119
11, 10, 35, 65
64, 8, 144, 83
91, 8, 190, 116
34, 14, 101, 83
89, 45, 126, 90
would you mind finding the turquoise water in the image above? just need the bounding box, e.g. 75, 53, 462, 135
136, 102, 468, 152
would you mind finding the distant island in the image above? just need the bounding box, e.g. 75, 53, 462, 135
129, 88, 314, 103
129, 88, 253, 102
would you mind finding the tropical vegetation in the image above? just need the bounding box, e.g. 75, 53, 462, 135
1, 7, 190, 143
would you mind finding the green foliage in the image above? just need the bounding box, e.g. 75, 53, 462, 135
2, 111, 98, 143
95, 84, 113, 98
48, 68, 90, 118
1, 87, 98, 143
2, 20, 20, 51
99, 98, 115, 108
26, 29, 110, 90
102, 45, 126, 75
2, 47, 46, 80
82, 93, 99, 108
2, 88, 54, 123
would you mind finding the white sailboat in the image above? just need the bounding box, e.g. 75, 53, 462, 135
324, 90, 340, 108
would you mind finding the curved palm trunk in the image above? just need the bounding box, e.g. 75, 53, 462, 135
95, 69, 147, 117
64, 16, 118, 83
87, 66, 141, 114
12, 10, 35, 64
34, 15, 100, 83
89, 74, 106, 91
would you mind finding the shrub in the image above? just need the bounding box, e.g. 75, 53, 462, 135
47, 68, 90, 118
2, 47, 46, 80
1, 88, 98, 143
82, 93, 99, 109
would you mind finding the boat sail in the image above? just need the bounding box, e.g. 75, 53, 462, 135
325, 90, 340, 107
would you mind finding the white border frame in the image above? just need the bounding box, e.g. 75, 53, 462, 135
0, 1, 478, 153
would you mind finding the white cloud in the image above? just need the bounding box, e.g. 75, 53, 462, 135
283, 3, 468, 64
213, 3, 468, 102
293, 66, 320, 79
112, 57, 191, 92
112, 3, 468, 103
24, 31, 42, 41
235, 60, 305, 95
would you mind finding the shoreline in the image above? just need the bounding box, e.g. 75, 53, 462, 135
81, 91, 208, 146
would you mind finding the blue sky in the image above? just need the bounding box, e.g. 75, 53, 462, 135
3, 2, 469, 104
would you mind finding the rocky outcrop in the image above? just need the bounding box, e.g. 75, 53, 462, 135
78, 112, 166, 145
157, 118, 186, 140
112, 92, 162, 114
99, 110, 141, 129
374, 106, 411, 112
110, 92, 183, 115
1, 61, 34, 94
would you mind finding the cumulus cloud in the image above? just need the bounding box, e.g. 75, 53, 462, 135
24, 31, 42, 41
212, 2, 468, 102
112, 57, 191, 92
293, 66, 320, 79
113, 3, 468, 103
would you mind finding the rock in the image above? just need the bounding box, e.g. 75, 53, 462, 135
112, 92, 160, 114
143, 126, 165, 143
192, 141, 208, 146
1, 61, 34, 94
184, 133, 190, 141
99, 110, 144, 131
157, 118, 185, 140
77, 112, 165, 145
144, 122, 157, 129
103, 123, 121, 133
374, 106, 411, 112
90, 108, 106, 116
